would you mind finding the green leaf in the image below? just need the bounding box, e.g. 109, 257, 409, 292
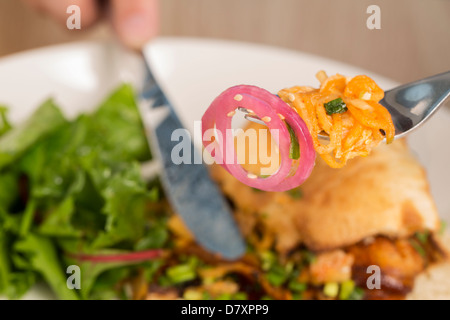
0, 227, 11, 294
0, 207, 21, 234
19, 200, 35, 237
87, 266, 131, 300
91, 84, 151, 162
14, 233, 79, 300
0, 99, 66, 169
134, 224, 169, 251
4, 271, 36, 299
91, 163, 149, 249
61, 244, 164, 299
0, 106, 12, 137
0, 228, 36, 299
38, 197, 82, 237
0, 84, 160, 300
0, 171, 19, 210
64, 256, 131, 300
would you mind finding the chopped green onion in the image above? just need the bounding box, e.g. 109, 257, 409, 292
216, 293, 232, 300
348, 286, 365, 300
415, 231, 429, 245
186, 255, 201, 268
288, 280, 307, 292
285, 261, 294, 274
324, 98, 348, 115
439, 221, 447, 236
266, 271, 286, 287
265, 264, 289, 287
202, 276, 215, 285
409, 239, 426, 258
259, 251, 277, 271
233, 292, 248, 300
157, 275, 172, 287
286, 122, 300, 160
323, 282, 339, 298
287, 187, 303, 199
166, 264, 197, 284
338, 280, 355, 300
183, 289, 203, 300
260, 212, 269, 219
202, 292, 213, 300
301, 250, 317, 265
292, 292, 303, 300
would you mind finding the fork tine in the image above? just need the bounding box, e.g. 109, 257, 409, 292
238, 107, 330, 140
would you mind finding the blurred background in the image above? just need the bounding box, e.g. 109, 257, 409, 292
0, 0, 449, 83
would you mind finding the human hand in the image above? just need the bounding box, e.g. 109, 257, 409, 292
24, 0, 159, 49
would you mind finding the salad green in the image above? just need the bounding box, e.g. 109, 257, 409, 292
0, 84, 168, 300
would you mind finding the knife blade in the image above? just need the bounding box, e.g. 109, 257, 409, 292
138, 58, 246, 260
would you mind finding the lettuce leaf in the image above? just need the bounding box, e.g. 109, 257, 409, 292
14, 233, 79, 300
0, 84, 166, 300
0, 106, 12, 137
0, 172, 18, 210
0, 227, 11, 294
0, 100, 66, 170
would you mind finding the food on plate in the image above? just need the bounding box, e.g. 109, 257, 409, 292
137, 123, 449, 300
0, 85, 448, 300
201, 71, 396, 191
206, 122, 449, 300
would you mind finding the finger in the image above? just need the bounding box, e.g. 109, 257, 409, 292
23, 0, 99, 28
111, 0, 159, 50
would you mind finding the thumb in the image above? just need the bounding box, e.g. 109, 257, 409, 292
111, 0, 159, 50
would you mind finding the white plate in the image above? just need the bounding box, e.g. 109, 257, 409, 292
0, 37, 448, 299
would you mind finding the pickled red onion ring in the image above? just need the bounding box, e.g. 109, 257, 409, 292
202, 85, 315, 192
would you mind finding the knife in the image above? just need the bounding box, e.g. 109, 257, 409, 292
138, 56, 246, 260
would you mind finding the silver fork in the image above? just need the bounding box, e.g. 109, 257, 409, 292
241, 70, 450, 140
